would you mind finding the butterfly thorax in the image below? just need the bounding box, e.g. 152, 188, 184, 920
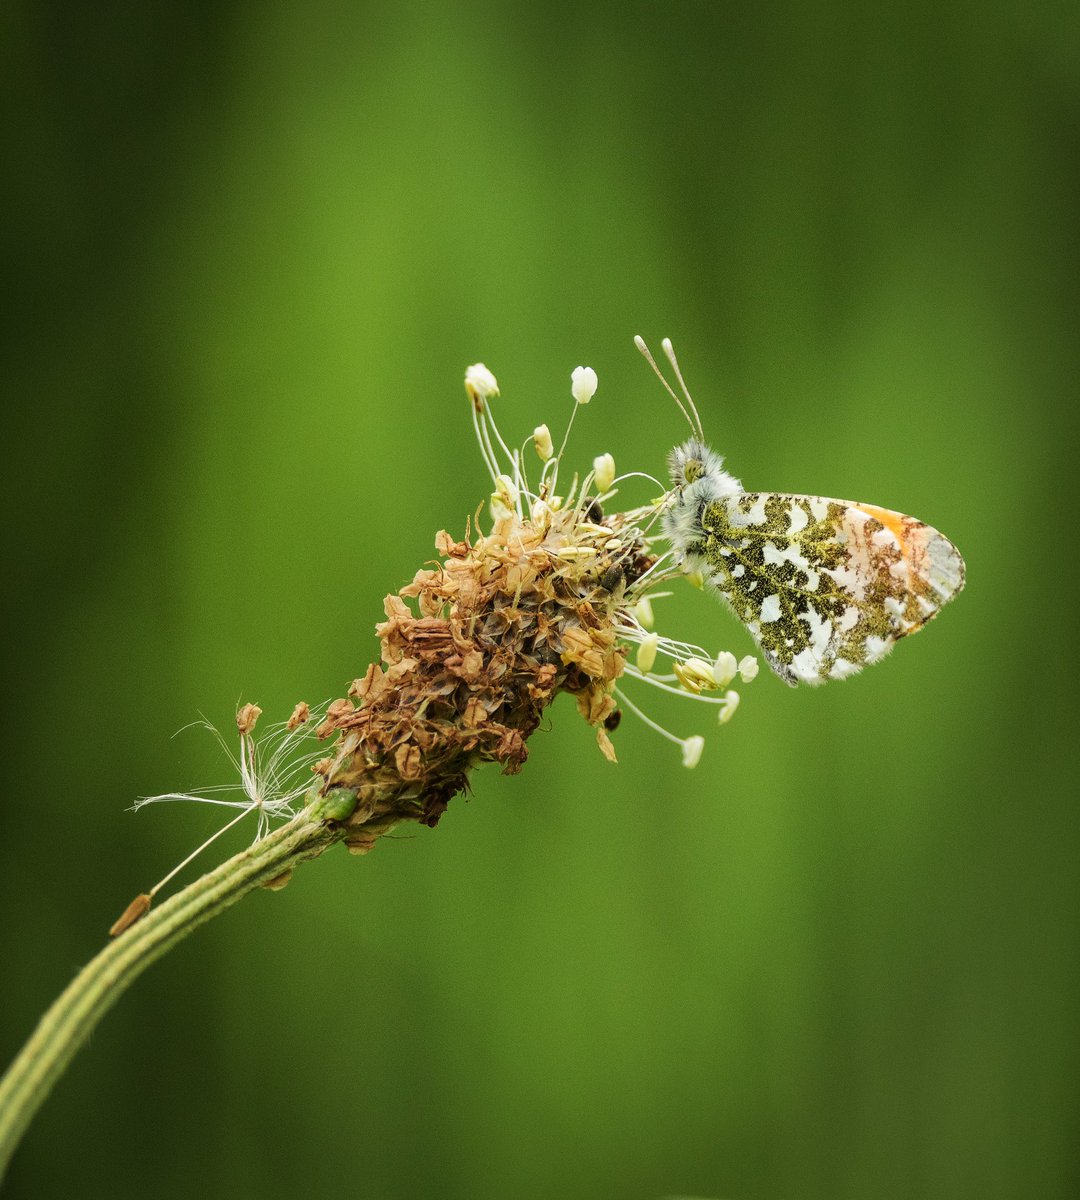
663, 439, 743, 564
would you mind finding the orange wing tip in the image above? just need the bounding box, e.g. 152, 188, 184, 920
854, 503, 965, 607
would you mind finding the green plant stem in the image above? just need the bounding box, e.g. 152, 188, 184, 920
0, 810, 343, 1179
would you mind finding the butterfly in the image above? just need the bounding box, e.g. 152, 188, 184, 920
636, 337, 966, 686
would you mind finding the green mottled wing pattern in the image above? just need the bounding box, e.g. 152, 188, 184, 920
694, 492, 965, 685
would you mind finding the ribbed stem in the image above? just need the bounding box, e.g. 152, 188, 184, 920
0, 810, 343, 1179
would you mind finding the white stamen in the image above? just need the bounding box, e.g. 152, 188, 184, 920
717, 690, 740, 724
592, 453, 615, 493
636, 632, 659, 674
571, 365, 598, 404
533, 424, 554, 461
713, 651, 738, 688
738, 655, 759, 682
681, 735, 705, 769
464, 362, 499, 402
633, 596, 655, 628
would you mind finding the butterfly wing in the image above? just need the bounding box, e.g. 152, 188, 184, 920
695, 492, 965, 685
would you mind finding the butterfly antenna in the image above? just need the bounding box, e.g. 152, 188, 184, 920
660, 338, 704, 440
634, 335, 698, 436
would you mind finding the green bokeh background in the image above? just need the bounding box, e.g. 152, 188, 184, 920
3, 3, 1077, 1198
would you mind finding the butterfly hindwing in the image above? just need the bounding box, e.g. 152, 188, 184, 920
695, 492, 965, 685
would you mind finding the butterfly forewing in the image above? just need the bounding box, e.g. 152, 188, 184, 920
697, 492, 965, 685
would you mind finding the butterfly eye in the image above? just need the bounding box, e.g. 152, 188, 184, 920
684, 458, 705, 483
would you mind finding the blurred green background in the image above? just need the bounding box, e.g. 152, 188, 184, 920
3, 2, 1077, 1197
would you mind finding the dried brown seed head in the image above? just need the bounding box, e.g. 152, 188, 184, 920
307, 503, 652, 849
236, 703, 262, 736
286, 702, 310, 731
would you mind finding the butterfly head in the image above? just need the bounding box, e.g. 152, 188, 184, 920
668, 439, 722, 489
